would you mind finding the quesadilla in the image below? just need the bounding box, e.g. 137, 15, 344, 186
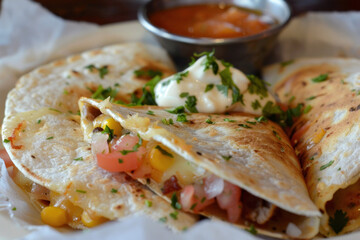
1, 42, 200, 230
78, 97, 321, 239
263, 58, 360, 236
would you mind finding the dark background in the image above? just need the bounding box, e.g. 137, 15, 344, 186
30, 0, 360, 25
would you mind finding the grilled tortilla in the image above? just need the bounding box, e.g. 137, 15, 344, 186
1, 43, 199, 230
263, 58, 360, 236
79, 97, 321, 239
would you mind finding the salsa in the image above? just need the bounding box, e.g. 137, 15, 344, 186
149, 4, 276, 39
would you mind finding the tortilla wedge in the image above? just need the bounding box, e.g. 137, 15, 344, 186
79, 97, 321, 239
263, 58, 360, 236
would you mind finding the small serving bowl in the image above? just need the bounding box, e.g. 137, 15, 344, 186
138, 0, 291, 73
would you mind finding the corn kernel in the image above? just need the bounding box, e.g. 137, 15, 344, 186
151, 169, 163, 183
149, 145, 174, 172
101, 118, 122, 136
81, 210, 107, 228
41, 206, 68, 227
312, 128, 326, 144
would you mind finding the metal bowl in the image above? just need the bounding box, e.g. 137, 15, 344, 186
138, 0, 291, 73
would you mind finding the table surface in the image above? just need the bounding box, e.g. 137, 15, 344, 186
31, 0, 360, 25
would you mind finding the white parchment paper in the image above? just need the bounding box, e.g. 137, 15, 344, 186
1, 0, 360, 239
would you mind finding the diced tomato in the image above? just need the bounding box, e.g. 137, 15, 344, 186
180, 183, 215, 213
216, 181, 242, 223
0, 149, 13, 168
96, 151, 139, 173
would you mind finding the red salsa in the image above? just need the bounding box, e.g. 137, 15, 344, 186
149, 4, 276, 39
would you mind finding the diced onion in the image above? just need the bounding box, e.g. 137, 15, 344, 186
91, 132, 109, 156
286, 223, 302, 237
204, 175, 224, 199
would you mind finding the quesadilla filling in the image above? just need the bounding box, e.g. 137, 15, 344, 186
90, 114, 277, 225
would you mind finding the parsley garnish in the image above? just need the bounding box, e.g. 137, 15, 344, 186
238, 124, 251, 129
306, 96, 316, 101
179, 92, 189, 98
205, 117, 215, 124
312, 74, 328, 83
218, 67, 244, 105
171, 193, 182, 210
111, 188, 118, 193
63, 89, 69, 95
162, 118, 174, 125
222, 155, 232, 161
74, 157, 83, 161
37, 119, 41, 124
247, 75, 269, 98
185, 96, 198, 113
134, 69, 163, 78
280, 60, 294, 67
118, 159, 124, 163
131, 75, 162, 106
85, 64, 109, 79
272, 130, 281, 140
303, 105, 312, 114
173, 71, 189, 84
76, 189, 87, 194
166, 106, 185, 114
190, 203, 197, 210
176, 113, 188, 123
289, 96, 295, 103
224, 118, 235, 122
46, 136, 54, 140
169, 211, 179, 220
246, 121, 257, 125
159, 217, 168, 223
246, 224, 258, 235
102, 125, 114, 142
3, 139, 10, 143
155, 145, 174, 158
146, 110, 155, 115
91, 85, 118, 101
320, 160, 334, 170
251, 99, 261, 110
194, 50, 219, 74
145, 200, 153, 207
329, 210, 349, 234
205, 84, 214, 93
12, 207, 16, 211
255, 116, 268, 123
120, 134, 143, 155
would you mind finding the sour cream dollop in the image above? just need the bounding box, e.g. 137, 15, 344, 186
154, 56, 275, 114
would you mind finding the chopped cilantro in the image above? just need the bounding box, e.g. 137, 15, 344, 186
216, 84, 228, 96
119, 134, 143, 155
118, 159, 124, 163
74, 157, 83, 161
320, 160, 334, 170
280, 60, 294, 67
179, 92, 189, 98
131, 75, 162, 106
46, 136, 54, 140
312, 74, 328, 83
171, 193, 182, 210
146, 110, 155, 115
255, 116, 268, 123
162, 118, 174, 125
111, 188, 118, 193
76, 189, 87, 194
176, 113, 188, 123
205, 117, 215, 124
221, 155, 232, 161
173, 71, 189, 84
12, 207, 16, 211
262, 101, 303, 127
246, 224, 258, 235
185, 96, 198, 113
91, 85, 118, 101
219, 67, 244, 105
306, 96, 316, 101
169, 211, 179, 220
102, 125, 114, 142
289, 96, 295, 103
246, 121, 257, 125
190, 203, 197, 210
224, 118, 235, 122
63, 89, 69, 95
238, 124, 251, 129
247, 75, 269, 98
329, 210, 349, 234
134, 69, 162, 78
159, 217, 168, 223
251, 99, 261, 110
341, 79, 345, 84
85, 64, 109, 79
200, 197, 206, 203
194, 50, 219, 74
262, 101, 282, 115
205, 84, 214, 93
303, 105, 312, 114
37, 119, 41, 124
3, 139, 10, 143
272, 130, 281, 140
145, 200, 153, 207
166, 106, 185, 114
155, 145, 174, 158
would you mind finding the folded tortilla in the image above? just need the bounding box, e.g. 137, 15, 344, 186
1, 42, 199, 230
79, 97, 321, 239
263, 58, 360, 236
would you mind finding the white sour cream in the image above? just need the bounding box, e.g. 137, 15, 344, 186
155, 56, 275, 114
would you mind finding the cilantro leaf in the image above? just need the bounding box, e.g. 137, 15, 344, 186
171, 193, 182, 210
251, 99, 261, 110
176, 113, 188, 123
166, 106, 185, 114
131, 75, 162, 106
91, 85, 118, 101
194, 50, 219, 74
134, 69, 163, 78
329, 210, 349, 234
320, 160, 334, 171
185, 96, 198, 113
155, 145, 174, 158
312, 74, 328, 83
205, 84, 214, 93
102, 125, 114, 142
247, 74, 269, 98
179, 92, 189, 98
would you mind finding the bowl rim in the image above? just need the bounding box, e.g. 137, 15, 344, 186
138, 0, 292, 46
